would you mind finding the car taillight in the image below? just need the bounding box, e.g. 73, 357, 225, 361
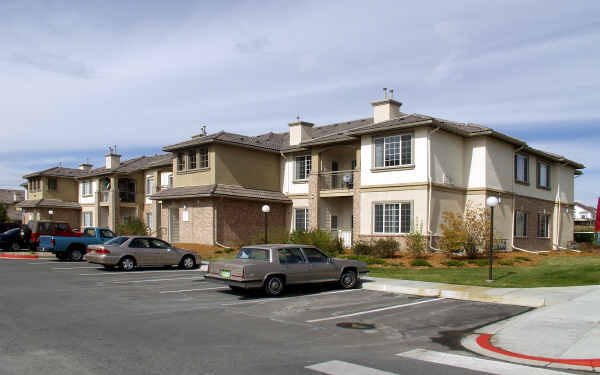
96, 249, 111, 254
51, 239, 55, 247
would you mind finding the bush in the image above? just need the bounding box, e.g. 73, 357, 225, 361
372, 238, 399, 258
467, 259, 489, 266
353, 242, 373, 256
339, 254, 386, 265
288, 229, 343, 256
117, 218, 147, 235
440, 260, 465, 267
439, 205, 493, 259
499, 260, 514, 266
406, 221, 427, 259
410, 259, 432, 267
439, 211, 466, 257
224, 248, 235, 254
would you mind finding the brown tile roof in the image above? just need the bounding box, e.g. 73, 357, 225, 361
0, 189, 25, 204
149, 184, 291, 203
82, 154, 173, 178
16, 199, 81, 209
23, 167, 91, 179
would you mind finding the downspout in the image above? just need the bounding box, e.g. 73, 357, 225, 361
555, 162, 580, 252
428, 126, 441, 252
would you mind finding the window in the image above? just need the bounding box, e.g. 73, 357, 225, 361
150, 239, 170, 249
145, 213, 153, 230
374, 202, 411, 234
278, 248, 305, 264
537, 214, 550, 238
55, 223, 69, 232
81, 181, 92, 197
129, 238, 151, 248
198, 148, 209, 169
83, 212, 93, 227
100, 230, 116, 239
302, 248, 328, 263
537, 162, 550, 189
145, 176, 155, 195
374, 134, 412, 168
83, 228, 96, 237
106, 236, 128, 246
294, 208, 308, 232
515, 211, 528, 238
331, 215, 338, 231
118, 178, 136, 203
236, 248, 269, 261
188, 150, 197, 169
177, 153, 185, 172
515, 154, 529, 183
168, 174, 174, 188
47, 178, 57, 192
295, 155, 312, 180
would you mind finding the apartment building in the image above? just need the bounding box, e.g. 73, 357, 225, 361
0, 189, 25, 222
158, 91, 583, 250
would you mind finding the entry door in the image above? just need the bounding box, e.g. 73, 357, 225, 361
169, 208, 180, 243
331, 161, 339, 188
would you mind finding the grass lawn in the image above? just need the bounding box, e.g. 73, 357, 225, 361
368, 255, 600, 288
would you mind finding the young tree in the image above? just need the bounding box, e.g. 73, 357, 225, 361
439, 211, 465, 257
406, 221, 427, 259
0, 204, 8, 224
463, 204, 491, 258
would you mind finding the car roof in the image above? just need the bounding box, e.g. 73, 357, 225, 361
242, 244, 316, 250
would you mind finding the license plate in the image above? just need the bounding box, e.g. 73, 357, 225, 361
220, 270, 231, 279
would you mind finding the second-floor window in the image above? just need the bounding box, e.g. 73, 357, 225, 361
145, 176, 155, 195
118, 178, 136, 203
81, 181, 92, 197
537, 162, 550, 189
47, 178, 57, 192
374, 134, 412, 168
189, 150, 197, 169
295, 155, 312, 180
29, 178, 41, 192
515, 154, 529, 184
198, 148, 208, 168
177, 153, 185, 171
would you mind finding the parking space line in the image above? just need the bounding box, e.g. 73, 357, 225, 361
221, 289, 363, 306
53, 266, 100, 270
306, 297, 445, 323
79, 269, 203, 276
306, 360, 397, 375
159, 286, 229, 294
111, 276, 203, 284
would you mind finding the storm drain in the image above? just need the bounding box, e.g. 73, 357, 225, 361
336, 322, 376, 330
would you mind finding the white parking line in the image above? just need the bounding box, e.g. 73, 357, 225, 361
79, 269, 203, 276
111, 276, 203, 284
53, 266, 99, 270
159, 286, 229, 294
397, 349, 572, 375
306, 360, 397, 375
306, 297, 445, 323
221, 289, 362, 306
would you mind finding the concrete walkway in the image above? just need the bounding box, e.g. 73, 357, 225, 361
363, 277, 600, 372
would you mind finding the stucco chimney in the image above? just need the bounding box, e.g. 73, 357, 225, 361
79, 163, 93, 171
105, 153, 121, 169
288, 117, 314, 146
372, 88, 402, 123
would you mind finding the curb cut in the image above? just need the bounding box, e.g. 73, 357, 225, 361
1, 253, 39, 259
462, 333, 599, 372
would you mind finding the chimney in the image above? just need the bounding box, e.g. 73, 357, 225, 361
105, 146, 121, 169
372, 88, 402, 123
79, 163, 93, 171
288, 116, 314, 146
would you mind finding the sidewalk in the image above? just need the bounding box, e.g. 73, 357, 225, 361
363, 276, 600, 372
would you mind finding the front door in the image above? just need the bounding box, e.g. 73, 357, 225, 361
169, 208, 180, 243
278, 248, 311, 284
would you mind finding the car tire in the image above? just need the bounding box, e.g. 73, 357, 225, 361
56, 253, 67, 260
179, 255, 196, 270
119, 257, 136, 272
69, 248, 84, 262
339, 269, 358, 289
264, 275, 285, 296
10, 242, 20, 251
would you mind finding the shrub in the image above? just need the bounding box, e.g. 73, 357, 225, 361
339, 254, 385, 265
410, 259, 432, 267
406, 221, 427, 259
439, 211, 466, 257
440, 260, 465, 267
215, 250, 223, 254
224, 248, 235, 254
467, 259, 489, 266
515, 256, 531, 262
499, 260, 514, 266
288, 229, 343, 256
463, 204, 491, 258
372, 238, 399, 258
353, 242, 373, 256
117, 218, 147, 235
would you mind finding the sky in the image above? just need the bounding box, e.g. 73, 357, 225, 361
0, 0, 598, 205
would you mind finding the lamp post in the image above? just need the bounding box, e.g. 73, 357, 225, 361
485, 196, 500, 282
262, 205, 270, 244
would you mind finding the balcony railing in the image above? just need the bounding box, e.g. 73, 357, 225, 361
319, 170, 354, 191
100, 191, 110, 203
99, 190, 135, 203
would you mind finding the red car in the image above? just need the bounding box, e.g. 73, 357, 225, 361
22, 220, 82, 250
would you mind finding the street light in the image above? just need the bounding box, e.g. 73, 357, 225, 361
485, 196, 500, 282
262, 205, 271, 244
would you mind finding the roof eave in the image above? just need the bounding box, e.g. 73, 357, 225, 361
347, 119, 434, 136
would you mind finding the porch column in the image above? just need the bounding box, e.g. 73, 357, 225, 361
352, 146, 361, 244
94, 189, 101, 227
152, 200, 161, 237
108, 176, 120, 231
308, 150, 320, 230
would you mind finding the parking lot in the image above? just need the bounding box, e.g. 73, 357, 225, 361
0, 257, 536, 375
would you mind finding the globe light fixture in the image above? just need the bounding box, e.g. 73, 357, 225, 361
262, 205, 271, 213
262, 205, 271, 243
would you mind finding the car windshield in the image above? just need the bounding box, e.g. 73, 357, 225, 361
3, 228, 19, 236
105, 237, 129, 246
236, 248, 269, 261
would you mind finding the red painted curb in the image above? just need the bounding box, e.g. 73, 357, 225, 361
477, 333, 600, 368
1, 254, 39, 259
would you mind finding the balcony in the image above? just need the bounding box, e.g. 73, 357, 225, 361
100, 191, 110, 203
319, 170, 354, 194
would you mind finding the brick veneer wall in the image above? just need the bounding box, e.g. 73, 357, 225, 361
308, 173, 319, 231
513, 195, 554, 251
161, 199, 214, 245
38, 208, 81, 229
352, 170, 361, 244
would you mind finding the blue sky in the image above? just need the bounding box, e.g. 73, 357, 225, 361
0, 0, 598, 205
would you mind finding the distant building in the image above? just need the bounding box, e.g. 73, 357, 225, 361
574, 202, 597, 227
0, 189, 25, 222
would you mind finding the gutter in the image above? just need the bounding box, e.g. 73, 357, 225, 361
427, 126, 442, 252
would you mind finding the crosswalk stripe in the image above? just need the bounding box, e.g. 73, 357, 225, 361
306, 360, 397, 375
397, 349, 572, 375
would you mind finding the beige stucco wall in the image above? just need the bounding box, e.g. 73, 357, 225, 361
281, 152, 310, 195
80, 204, 96, 226
318, 197, 353, 231
27, 177, 79, 202
464, 137, 487, 189
431, 130, 465, 187
430, 189, 465, 235
173, 146, 215, 187
214, 144, 280, 191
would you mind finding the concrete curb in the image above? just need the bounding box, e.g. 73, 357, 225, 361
362, 279, 546, 308
462, 333, 599, 372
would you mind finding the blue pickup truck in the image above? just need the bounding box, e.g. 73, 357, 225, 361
39, 227, 118, 261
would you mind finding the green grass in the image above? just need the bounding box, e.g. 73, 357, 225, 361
440, 260, 465, 267
338, 254, 386, 265
368, 256, 600, 288
467, 259, 489, 266
515, 256, 532, 262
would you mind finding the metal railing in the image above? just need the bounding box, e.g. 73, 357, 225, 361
319, 170, 354, 190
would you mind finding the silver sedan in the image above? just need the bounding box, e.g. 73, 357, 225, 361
85, 236, 201, 271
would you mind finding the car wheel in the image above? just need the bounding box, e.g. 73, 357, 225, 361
339, 269, 358, 289
10, 242, 20, 251
179, 255, 196, 270
264, 275, 285, 296
119, 257, 136, 272
69, 249, 84, 262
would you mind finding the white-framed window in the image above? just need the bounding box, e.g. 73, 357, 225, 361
373, 202, 411, 234
514, 211, 528, 238
177, 153, 185, 172
83, 212, 93, 227
294, 208, 308, 232
198, 148, 209, 169
188, 150, 197, 169
145, 213, 153, 230
515, 154, 529, 183
145, 176, 155, 195
537, 214, 550, 238
537, 162, 550, 189
81, 180, 92, 197
295, 155, 312, 180
374, 134, 412, 168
